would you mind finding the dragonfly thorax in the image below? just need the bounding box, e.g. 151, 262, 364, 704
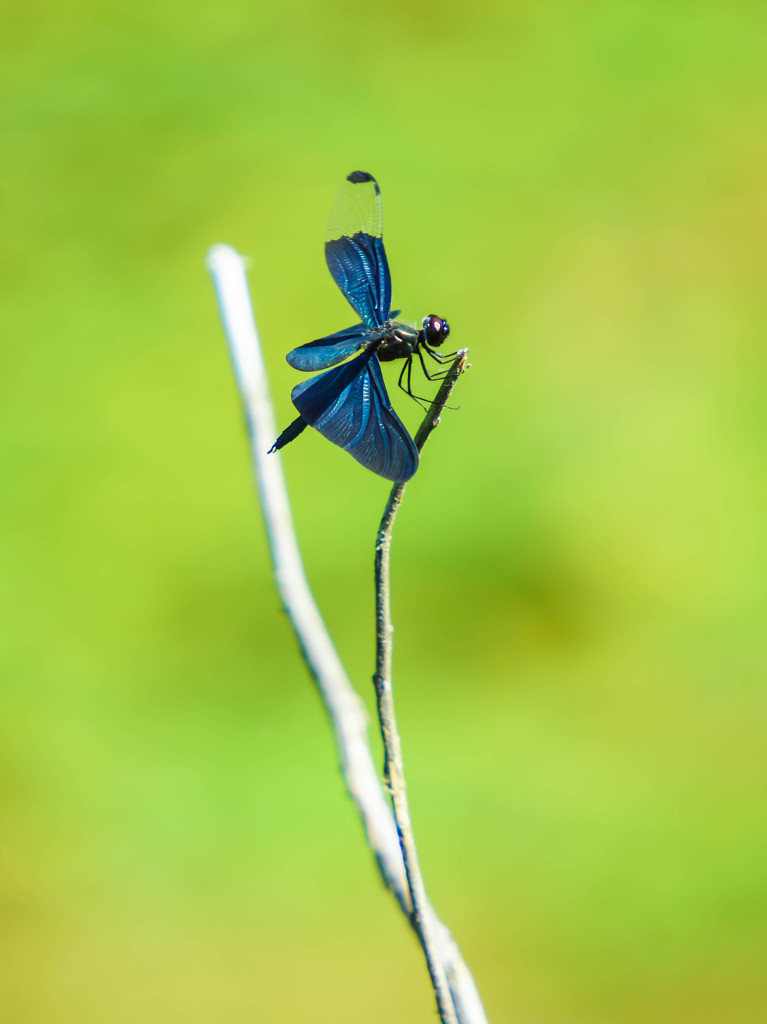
376, 320, 421, 362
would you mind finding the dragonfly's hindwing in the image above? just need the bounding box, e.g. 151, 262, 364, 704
291, 350, 418, 482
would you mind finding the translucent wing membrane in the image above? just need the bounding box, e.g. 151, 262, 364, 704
325, 171, 391, 329
286, 323, 376, 371
291, 351, 418, 482
326, 171, 384, 239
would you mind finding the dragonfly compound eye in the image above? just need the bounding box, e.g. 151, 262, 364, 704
424, 315, 450, 347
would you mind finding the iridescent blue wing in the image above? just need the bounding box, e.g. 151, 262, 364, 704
286, 323, 377, 371
325, 171, 392, 330
291, 351, 418, 482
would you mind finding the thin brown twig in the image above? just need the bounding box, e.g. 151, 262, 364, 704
374, 350, 470, 1024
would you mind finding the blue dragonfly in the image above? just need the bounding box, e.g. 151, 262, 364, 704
269, 171, 452, 482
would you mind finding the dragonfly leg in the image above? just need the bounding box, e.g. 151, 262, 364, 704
424, 345, 458, 364
416, 346, 451, 382
394, 355, 437, 409
411, 348, 459, 411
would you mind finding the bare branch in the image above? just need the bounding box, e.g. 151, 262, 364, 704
374, 350, 469, 1024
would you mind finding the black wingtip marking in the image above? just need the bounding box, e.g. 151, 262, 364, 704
347, 170, 378, 189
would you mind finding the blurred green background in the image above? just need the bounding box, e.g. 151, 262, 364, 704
2, 0, 766, 1021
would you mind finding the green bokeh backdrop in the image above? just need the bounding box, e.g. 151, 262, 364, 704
2, 1, 766, 1021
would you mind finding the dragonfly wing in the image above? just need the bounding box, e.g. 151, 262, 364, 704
291, 352, 418, 482
325, 171, 392, 329
343, 355, 418, 482
286, 323, 377, 371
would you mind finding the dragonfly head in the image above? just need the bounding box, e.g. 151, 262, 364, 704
422, 314, 450, 348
